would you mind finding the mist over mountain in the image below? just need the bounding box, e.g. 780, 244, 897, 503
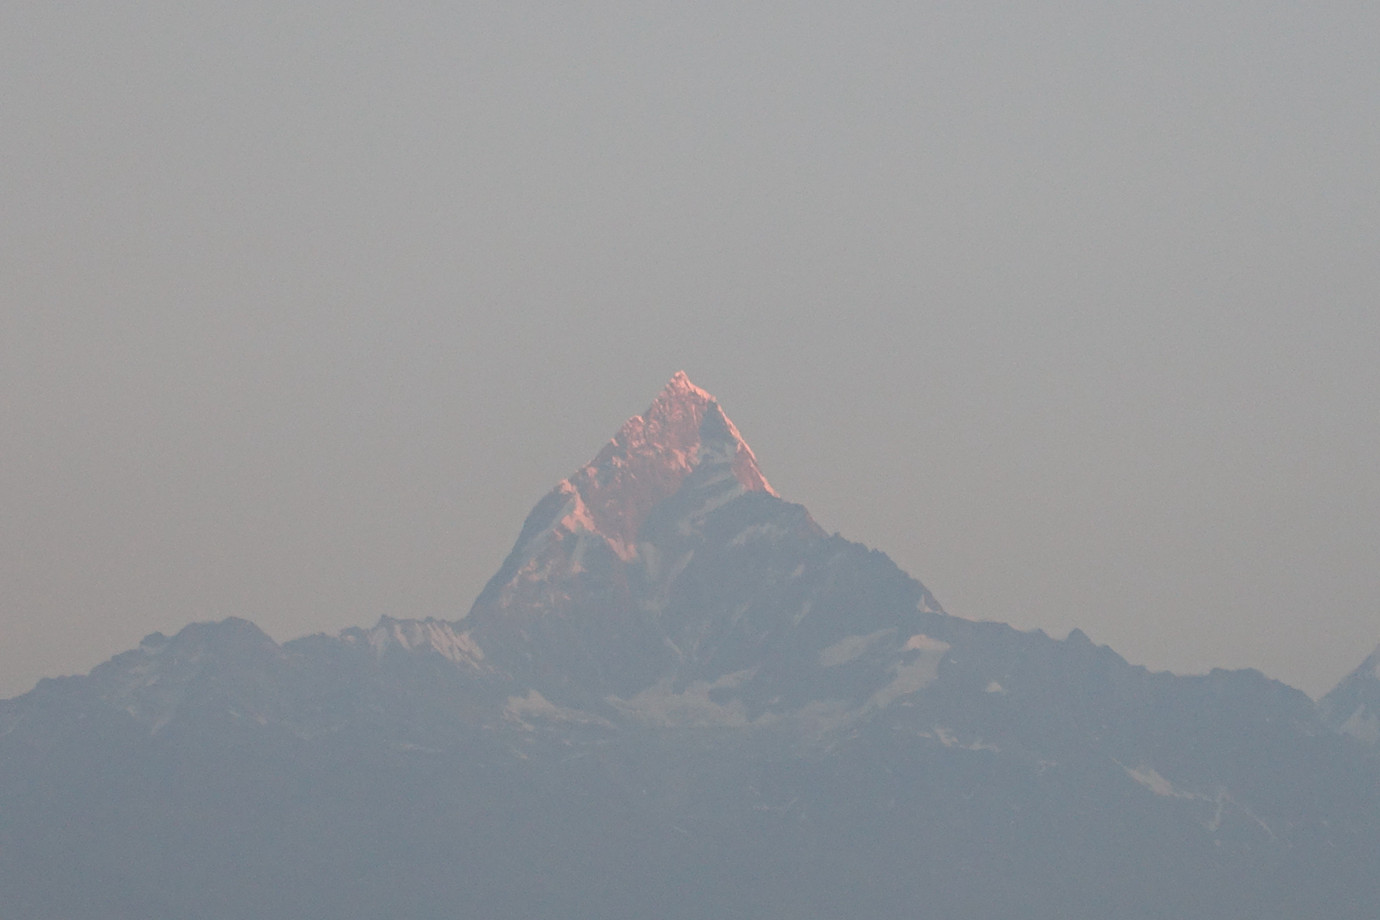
2, 374, 1376, 919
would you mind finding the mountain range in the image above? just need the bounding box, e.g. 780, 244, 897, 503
2, 372, 1377, 919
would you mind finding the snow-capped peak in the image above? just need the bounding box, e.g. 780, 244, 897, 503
661, 369, 712, 401
470, 373, 779, 609
545, 372, 774, 557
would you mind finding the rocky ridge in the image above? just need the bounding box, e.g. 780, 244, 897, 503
1, 372, 1377, 920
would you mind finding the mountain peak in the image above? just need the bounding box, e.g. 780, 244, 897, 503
565, 372, 775, 556
472, 374, 779, 616
1321, 641, 1380, 745
661, 369, 710, 400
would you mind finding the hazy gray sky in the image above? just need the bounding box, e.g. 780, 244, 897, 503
3, 1, 1377, 698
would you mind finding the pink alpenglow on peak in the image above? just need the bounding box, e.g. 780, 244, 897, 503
477, 372, 780, 609
566, 371, 775, 557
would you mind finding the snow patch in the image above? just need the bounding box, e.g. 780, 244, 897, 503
904, 634, 948, 652
609, 670, 759, 728
555, 483, 598, 535
867, 636, 949, 710
368, 619, 486, 668
674, 481, 749, 535
933, 726, 1000, 752
1117, 762, 1274, 837
729, 522, 790, 547
504, 690, 612, 730
1339, 705, 1380, 745
1124, 765, 1184, 799
819, 629, 893, 667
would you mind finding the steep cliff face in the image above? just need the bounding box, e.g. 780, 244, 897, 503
470, 371, 775, 602
461, 371, 824, 699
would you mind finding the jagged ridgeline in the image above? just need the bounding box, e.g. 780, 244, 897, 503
2, 373, 1377, 920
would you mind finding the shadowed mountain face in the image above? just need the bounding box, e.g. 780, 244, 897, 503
1323, 644, 1380, 745
2, 374, 1377, 920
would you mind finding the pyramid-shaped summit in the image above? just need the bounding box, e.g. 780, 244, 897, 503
461, 372, 802, 692
568, 370, 774, 553
482, 372, 775, 583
